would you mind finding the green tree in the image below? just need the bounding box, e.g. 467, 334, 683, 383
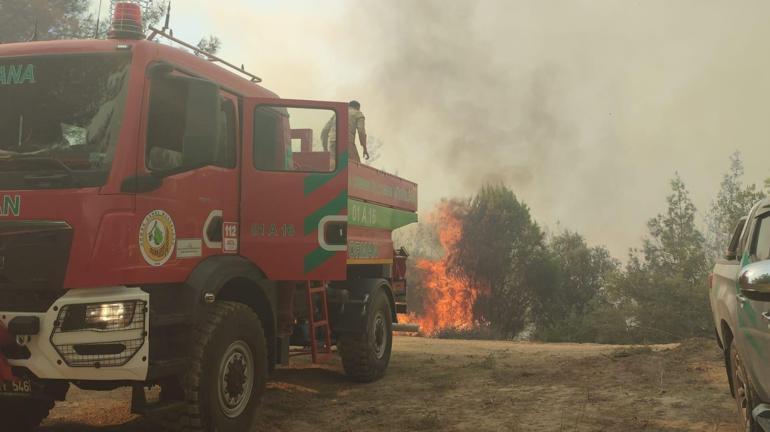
533, 231, 619, 341
452, 184, 549, 337
0, 1, 177, 43
706, 152, 765, 261
644, 174, 710, 284
196, 35, 222, 55
619, 174, 712, 342
0, 0, 93, 43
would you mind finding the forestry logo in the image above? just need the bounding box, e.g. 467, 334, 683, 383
139, 210, 176, 266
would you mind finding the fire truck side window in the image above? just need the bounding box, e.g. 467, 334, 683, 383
146, 78, 187, 171
252, 106, 336, 172
253, 107, 286, 171
217, 99, 236, 168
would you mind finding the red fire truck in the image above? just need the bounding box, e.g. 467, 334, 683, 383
0, 4, 417, 430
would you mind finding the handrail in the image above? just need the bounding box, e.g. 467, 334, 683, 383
146, 25, 262, 83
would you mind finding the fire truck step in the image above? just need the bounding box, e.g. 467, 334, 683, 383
289, 282, 333, 364
147, 358, 189, 380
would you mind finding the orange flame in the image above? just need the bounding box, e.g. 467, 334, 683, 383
403, 202, 486, 336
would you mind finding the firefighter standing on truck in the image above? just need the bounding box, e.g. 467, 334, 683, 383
322, 100, 369, 162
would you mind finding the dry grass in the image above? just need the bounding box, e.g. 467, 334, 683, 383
42, 337, 740, 432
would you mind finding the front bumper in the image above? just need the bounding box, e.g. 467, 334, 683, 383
0, 287, 149, 382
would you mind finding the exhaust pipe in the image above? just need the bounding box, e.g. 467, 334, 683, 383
393, 323, 420, 333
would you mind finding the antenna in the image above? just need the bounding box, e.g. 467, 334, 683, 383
95, 0, 104, 38
29, 18, 39, 42
162, 2, 171, 32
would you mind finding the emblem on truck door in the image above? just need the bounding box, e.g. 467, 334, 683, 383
139, 210, 176, 266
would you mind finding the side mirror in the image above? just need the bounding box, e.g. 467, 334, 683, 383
739, 261, 770, 299
181, 77, 221, 168
148, 62, 174, 80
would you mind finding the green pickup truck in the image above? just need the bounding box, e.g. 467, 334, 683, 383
711, 198, 770, 431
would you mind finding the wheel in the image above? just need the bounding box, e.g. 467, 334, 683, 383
338, 286, 393, 382
161, 302, 267, 432
0, 397, 54, 431
730, 340, 763, 432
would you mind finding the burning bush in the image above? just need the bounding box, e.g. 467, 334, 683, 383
404, 185, 550, 338
409, 200, 485, 335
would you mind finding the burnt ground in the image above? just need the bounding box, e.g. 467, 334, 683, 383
41, 336, 740, 431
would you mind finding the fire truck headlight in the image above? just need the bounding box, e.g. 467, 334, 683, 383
84, 302, 135, 330
59, 301, 141, 332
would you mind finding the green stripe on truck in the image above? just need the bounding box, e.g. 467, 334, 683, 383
348, 199, 418, 230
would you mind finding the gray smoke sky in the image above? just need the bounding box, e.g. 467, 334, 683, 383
130, 0, 770, 257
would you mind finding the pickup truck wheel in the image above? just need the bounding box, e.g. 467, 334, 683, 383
0, 397, 54, 431
338, 287, 393, 383
730, 340, 762, 432
161, 302, 267, 432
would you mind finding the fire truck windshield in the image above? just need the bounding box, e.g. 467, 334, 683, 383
0, 53, 131, 189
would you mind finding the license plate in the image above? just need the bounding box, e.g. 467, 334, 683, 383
0, 378, 32, 395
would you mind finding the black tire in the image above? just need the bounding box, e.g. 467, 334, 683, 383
0, 397, 54, 431
729, 340, 763, 432
338, 286, 393, 383
161, 301, 267, 432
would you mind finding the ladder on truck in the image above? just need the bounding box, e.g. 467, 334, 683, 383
291, 282, 333, 363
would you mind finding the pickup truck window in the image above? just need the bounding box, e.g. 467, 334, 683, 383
726, 217, 747, 260
751, 213, 770, 261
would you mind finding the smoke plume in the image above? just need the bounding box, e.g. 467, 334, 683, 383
332, 0, 770, 256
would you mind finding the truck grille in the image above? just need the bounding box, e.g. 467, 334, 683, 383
0, 221, 71, 312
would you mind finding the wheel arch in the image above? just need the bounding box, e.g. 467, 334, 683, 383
721, 319, 734, 349
329, 278, 396, 335
722, 319, 736, 397
347, 278, 397, 322
186, 256, 278, 368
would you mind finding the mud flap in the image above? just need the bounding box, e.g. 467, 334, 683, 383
328, 279, 395, 334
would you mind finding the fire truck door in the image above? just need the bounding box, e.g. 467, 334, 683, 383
241, 99, 349, 281
131, 73, 239, 283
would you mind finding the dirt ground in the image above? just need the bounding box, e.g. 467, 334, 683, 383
41, 336, 741, 432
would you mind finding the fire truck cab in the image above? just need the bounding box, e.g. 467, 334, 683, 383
0, 4, 417, 431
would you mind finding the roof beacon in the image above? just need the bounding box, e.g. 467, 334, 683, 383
109, 2, 144, 40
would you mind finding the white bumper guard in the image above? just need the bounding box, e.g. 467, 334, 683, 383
0, 287, 149, 381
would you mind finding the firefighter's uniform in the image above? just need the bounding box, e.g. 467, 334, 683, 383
322, 107, 366, 163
